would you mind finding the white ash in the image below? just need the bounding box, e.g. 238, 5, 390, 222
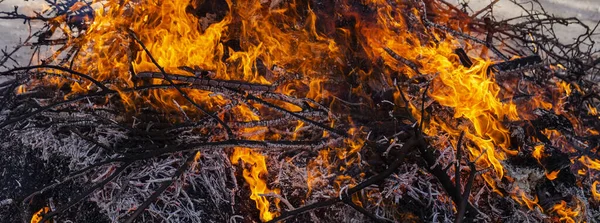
504, 165, 545, 194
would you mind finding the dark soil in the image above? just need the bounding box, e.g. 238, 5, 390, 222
0, 135, 108, 223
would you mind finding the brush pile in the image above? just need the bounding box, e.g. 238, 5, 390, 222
0, 0, 599, 222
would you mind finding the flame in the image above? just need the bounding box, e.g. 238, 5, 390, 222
191, 151, 201, 172
549, 200, 580, 223
520, 191, 541, 210
231, 148, 279, 221
545, 170, 559, 180
368, 4, 519, 180
588, 104, 598, 116
592, 181, 600, 201
578, 156, 600, 170
31, 207, 50, 223
557, 81, 572, 97
17, 85, 27, 94
532, 144, 544, 163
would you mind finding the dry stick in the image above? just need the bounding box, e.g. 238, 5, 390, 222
0, 80, 18, 110
0, 29, 40, 68
383, 48, 422, 75
342, 198, 392, 223
417, 0, 509, 61
455, 131, 466, 199
0, 13, 52, 21
0, 65, 110, 92
418, 140, 478, 220
0, 78, 16, 88
124, 152, 196, 223
127, 29, 234, 139
71, 129, 121, 154
470, 0, 500, 19
456, 162, 477, 223
140, 73, 339, 136
242, 92, 347, 138
395, 83, 417, 123
413, 93, 478, 220
140, 139, 339, 159
419, 83, 431, 133
267, 135, 422, 223
0, 83, 191, 129
0, 90, 113, 129
39, 161, 133, 222
136, 72, 274, 92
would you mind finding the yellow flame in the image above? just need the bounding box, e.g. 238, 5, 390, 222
592, 181, 600, 201
557, 81, 572, 97
532, 144, 544, 163
588, 104, 598, 116
231, 148, 279, 221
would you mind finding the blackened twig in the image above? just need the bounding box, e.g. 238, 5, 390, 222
455, 131, 465, 198
455, 161, 477, 223
342, 197, 391, 223
417, 138, 478, 220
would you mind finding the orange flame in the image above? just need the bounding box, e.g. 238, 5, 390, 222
545, 170, 559, 181
191, 151, 201, 172
520, 191, 541, 211
550, 200, 580, 223
30, 207, 50, 223
533, 144, 544, 163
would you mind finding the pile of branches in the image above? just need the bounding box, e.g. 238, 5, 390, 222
0, 0, 599, 222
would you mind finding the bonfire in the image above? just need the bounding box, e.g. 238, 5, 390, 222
0, 0, 599, 222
